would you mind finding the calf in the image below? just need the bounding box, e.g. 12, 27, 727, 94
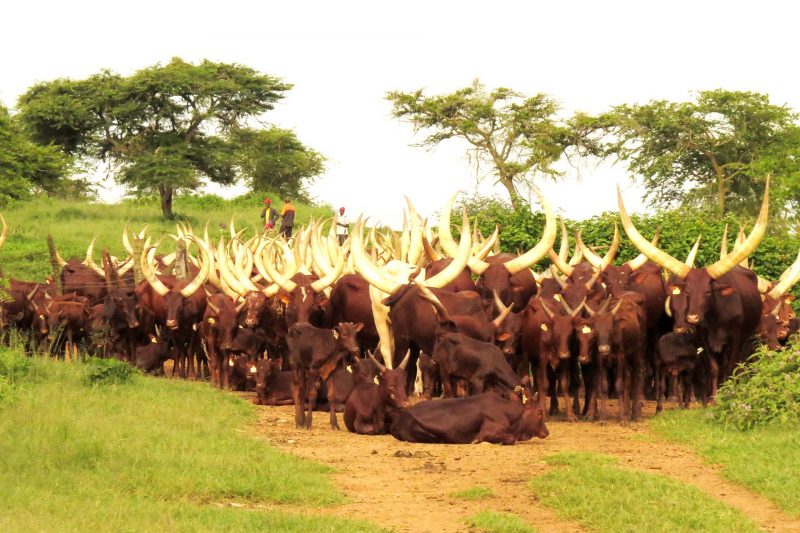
286, 321, 363, 429
656, 332, 707, 412
252, 357, 294, 406
46, 294, 92, 360
389, 391, 548, 445
134, 333, 172, 374
343, 356, 387, 435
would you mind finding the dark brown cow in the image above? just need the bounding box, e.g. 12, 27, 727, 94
251, 358, 293, 406
343, 351, 411, 435
583, 294, 647, 424
286, 321, 363, 429
389, 391, 549, 445
199, 293, 243, 388
134, 334, 172, 374
655, 331, 707, 413
45, 294, 92, 360
424, 258, 477, 293
620, 182, 769, 398
136, 238, 210, 379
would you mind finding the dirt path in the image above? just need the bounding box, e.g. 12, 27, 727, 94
248, 399, 800, 533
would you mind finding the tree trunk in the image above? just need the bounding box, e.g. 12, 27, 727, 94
159, 185, 174, 219
498, 177, 524, 211
716, 174, 726, 217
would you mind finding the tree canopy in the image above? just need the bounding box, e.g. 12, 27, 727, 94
0, 103, 77, 205
585, 90, 800, 218
17, 58, 322, 218
387, 81, 586, 211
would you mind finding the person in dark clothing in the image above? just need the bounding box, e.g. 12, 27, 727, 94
280, 198, 296, 238
260, 198, 279, 231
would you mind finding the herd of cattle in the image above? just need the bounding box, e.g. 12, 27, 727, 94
2, 178, 797, 444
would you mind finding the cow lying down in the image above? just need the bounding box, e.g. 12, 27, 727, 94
389, 392, 549, 445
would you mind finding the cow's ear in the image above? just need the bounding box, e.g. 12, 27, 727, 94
317, 297, 329, 307
496, 331, 512, 342
353, 322, 364, 333
279, 293, 292, 305
631, 272, 647, 284
716, 285, 736, 296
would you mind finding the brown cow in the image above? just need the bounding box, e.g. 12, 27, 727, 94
389, 390, 548, 445
343, 351, 412, 436
286, 321, 363, 429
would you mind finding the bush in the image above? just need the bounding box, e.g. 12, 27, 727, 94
713, 337, 800, 430
0, 348, 36, 385
84, 358, 138, 387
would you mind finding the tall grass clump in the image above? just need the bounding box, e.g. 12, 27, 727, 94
713, 336, 800, 430
84, 357, 138, 386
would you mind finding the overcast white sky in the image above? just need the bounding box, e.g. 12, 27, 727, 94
2, 0, 798, 226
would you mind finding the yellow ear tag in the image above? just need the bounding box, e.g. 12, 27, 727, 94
150, 337, 158, 344
228, 358, 235, 367
249, 366, 257, 374
672, 287, 681, 295
540, 323, 548, 332
192, 323, 198, 331
332, 330, 339, 339
581, 325, 592, 334
207, 317, 216, 324
373, 376, 380, 385
553, 294, 562, 302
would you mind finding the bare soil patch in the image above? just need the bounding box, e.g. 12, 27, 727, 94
247, 397, 800, 533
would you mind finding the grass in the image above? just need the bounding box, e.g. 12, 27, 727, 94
452, 485, 494, 501
651, 408, 800, 516
529, 451, 759, 532
0, 193, 333, 280
0, 349, 383, 532
465, 511, 536, 533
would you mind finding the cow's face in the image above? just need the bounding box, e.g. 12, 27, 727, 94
284, 285, 328, 325
333, 322, 364, 357
757, 312, 784, 351
592, 311, 615, 356
378, 366, 410, 408
206, 296, 238, 351
573, 316, 596, 364
551, 313, 575, 360
105, 290, 140, 329
30, 300, 50, 336
516, 401, 549, 440
244, 291, 267, 327
164, 291, 185, 330
495, 311, 522, 356
666, 277, 690, 333
417, 352, 438, 400
684, 269, 717, 327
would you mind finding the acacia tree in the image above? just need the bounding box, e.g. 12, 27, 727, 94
591, 90, 800, 217
387, 82, 582, 211
233, 127, 325, 201
0, 103, 76, 205
17, 58, 297, 218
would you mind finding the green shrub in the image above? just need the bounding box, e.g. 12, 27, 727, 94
713, 337, 800, 430
84, 358, 138, 387
0, 375, 15, 406
0, 348, 36, 384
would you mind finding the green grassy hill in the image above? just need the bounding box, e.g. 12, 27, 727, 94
0, 194, 332, 280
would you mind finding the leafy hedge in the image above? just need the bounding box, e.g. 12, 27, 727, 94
456, 193, 800, 302
713, 337, 800, 430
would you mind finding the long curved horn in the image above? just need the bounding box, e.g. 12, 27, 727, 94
55, 248, 67, 268
416, 282, 451, 323
217, 239, 246, 296
577, 231, 602, 269
568, 235, 584, 266
474, 225, 499, 261
367, 349, 389, 372
262, 245, 298, 293
541, 300, 556, 319
625, 230, 659, 271
142, 246, 170, 297
438, 192, 490, 275
491, 290, 514, 330
618, 185, 691, 278
611, 298, 624, 315
425, 208, 472, 288
311, 248, 346, 292
685, 235, 702, 269
83, 238, 106, 277
548, 248, 574, 277
503, 188, 557, 275
558, 219, 569, 264
768, 247, 800, 299
179, 236, 211, 297
421, 232, 442, 262
350, 218, 400, 294
719, 224, 729, 260
664, 295, 672, 317
548, 265, 567, 290
584, 267, 602, 291
706, 177, 769, 279
398, 349, 412, 370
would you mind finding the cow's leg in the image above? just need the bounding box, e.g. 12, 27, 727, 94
473, 419, 515, 445
656, 367, 666, 414
559, 362, 576, 422
439, 364, 454, 398
305, 374, 319, 430
708, 354, 720, 402
326, 378, 340, 430
291, 370, 305, 428
534, 357, 548, 416
615, 359, 627, 425
631, 353, 643, 421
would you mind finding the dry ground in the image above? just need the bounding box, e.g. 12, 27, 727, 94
243, 397, 800, 533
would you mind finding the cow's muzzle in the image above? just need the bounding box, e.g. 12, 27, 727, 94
558, 351, 570, 360
598, 344, 611, 354
687, 314, 700, 324
166, 319, 178, 329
